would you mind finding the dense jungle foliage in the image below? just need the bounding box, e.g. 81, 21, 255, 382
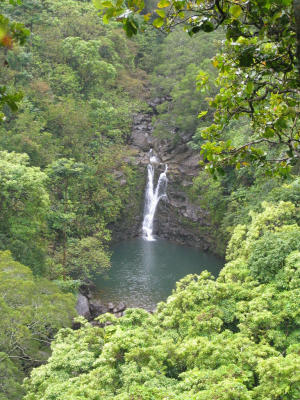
0, 0, 299, 399
99, 0, 300, 176
0, 0, 149, 280
0, 0, 153, 395
24, 200, 300, 399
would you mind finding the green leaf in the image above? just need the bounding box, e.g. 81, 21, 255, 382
198, 111, 208, 119
103, 14, 110, 24
124, 18, 138, 37
157, 0, 170, 8
92, 0, 102, 9
100, 1, 112, 7
229, 5, 242, 18
156, 9, 166, 18
202, 21, 214, 32
153, 17, 164, 28
246, 81, 254, 95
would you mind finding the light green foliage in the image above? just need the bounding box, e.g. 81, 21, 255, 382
0, 150, 49, 273
61, 37, 117, 95
0, 250, 75, 400
226, 201, 296, 260
249, 228, 300, 283
67, 236, 111, 280
24, 202, 300, 399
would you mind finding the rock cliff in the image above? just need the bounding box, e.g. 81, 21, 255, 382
110, 98, 217, 252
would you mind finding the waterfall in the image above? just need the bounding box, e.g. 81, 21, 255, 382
142, 151, 168, 241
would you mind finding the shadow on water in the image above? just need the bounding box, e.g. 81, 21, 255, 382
94, 237, 224, 310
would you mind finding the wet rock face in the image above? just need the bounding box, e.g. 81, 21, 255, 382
75, 284, 128, 324
76, 293, 91, 320
114, 97, 215, 252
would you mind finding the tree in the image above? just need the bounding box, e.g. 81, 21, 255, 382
46, 158, 85, 272
95, 0, 300, 176
150, 28, 220, 141
0, 150, 49, 274
67, 236, 111, 280
23, 200, 300, 400
0, 250, 75, 400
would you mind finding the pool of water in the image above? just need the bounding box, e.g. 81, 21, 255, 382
94, 238, 224, 309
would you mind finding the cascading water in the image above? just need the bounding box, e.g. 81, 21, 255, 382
142, 150, 168, 241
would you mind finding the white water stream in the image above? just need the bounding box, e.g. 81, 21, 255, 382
142, 150, 168, 241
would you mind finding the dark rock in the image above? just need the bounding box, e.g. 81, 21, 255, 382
108, 96, 219, 253
113, 301, 126, 313
115, 312, 123, 318
72, 320, 82, 330
76, 293, 91, 320
89, 298, 108, 318
108, 302, 114, 311
90, 320, 101, 327
79, 281, 96, 299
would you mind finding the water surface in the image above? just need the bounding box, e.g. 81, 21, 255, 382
95, 238, 223, 309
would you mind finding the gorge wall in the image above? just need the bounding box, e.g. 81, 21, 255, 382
110, 98, 218, 253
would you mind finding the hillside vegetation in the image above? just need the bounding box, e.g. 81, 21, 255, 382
0, 0, 299, 399
24, 200, 300, 399
0, 0, 148, 280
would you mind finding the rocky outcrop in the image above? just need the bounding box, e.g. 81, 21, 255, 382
76, 293, 91, 320
109, 97, 216, 251
75, 283, 128, 324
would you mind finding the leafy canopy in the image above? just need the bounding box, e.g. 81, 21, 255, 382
24, 201, 300, 399
95, 0, 300, 176
0, 250, 75, 400
0, 150, 49, 273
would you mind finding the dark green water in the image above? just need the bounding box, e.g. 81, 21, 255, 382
95, 238, 224, 309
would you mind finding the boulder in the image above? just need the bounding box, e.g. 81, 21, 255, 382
115, 312, 123, 318
113, 301, 126, 313
89, 298, 107, 318
79, 281, 96, 299
76, 293, 91, 320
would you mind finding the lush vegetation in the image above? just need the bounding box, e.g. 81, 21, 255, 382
0, 250, 75, 399
149, 28, 221, 141
0, 0, 148, 280
0, 0, 299, 399
98, 0, 300, 176
24, 201, 300, 399
0, 0, 150, 396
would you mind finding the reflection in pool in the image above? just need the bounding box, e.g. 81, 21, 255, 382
94, 238, 224, 310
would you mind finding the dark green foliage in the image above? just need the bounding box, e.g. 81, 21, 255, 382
190, 169, 300, 255
0, 0, 147, 280
97, 0, 300, 176
0, 353, 24, 400
149, 29, 220, 140
0, 0, 30, 120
